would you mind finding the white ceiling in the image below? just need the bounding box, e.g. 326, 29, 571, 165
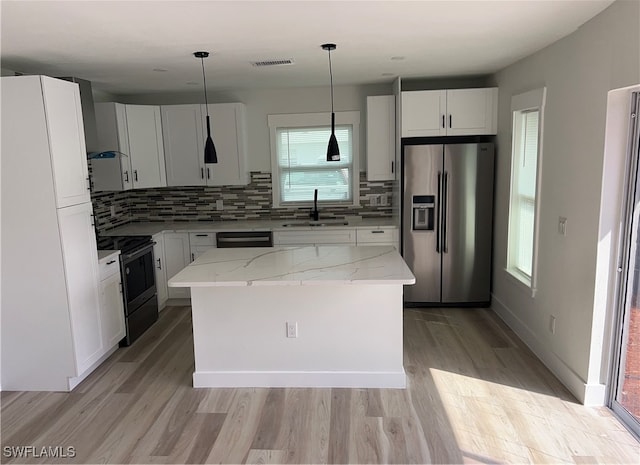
1, 0, 614, 95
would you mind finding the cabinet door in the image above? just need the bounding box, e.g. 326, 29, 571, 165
367, 95, 396, 181
191, 245, 215, 262
401, 90, 446, 137
153, 233, 168, 309
161, 104, 206, 187
100, 272, 126, 348
274, 229, 356, 245
203, 103, 249, 186
164, 232, 191, 299
126, 105, 167, 189
446, 88, 498, 136
93, 103, 133, 191
41, 77, 91, 207
57, 202, 103, 375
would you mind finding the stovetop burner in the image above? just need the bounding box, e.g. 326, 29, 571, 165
97, 235, 153, 255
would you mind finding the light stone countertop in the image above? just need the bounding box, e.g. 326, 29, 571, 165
168, 245, 415, 287
102, 217, 398, 236
98, 250, 120, 262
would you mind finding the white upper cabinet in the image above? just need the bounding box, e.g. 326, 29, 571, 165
366, 95, 396, 181
161, 102, 249, 187
401, 88, 498, 137
125, 105, 167, 189
93, 103, 167, 190
401, 90, 446, 137
203, 103, 249, 186
40, 76, 91, 207
162, 104, 206, 186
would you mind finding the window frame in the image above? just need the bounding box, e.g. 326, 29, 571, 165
506, 87, 546, 297
268, 111, 360, 208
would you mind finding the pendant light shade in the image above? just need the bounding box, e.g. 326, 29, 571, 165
194, 51, 218, 164
322, 43, 340, 162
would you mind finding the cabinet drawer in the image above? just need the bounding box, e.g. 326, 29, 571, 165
189, 232, 216, 246
274, 229, 356, 245
356, 228, 398, 244
99, 255, 121, 280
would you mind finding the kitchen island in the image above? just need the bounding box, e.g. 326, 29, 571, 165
169, 245, 415, 388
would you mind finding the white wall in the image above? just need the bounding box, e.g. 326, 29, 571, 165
117, 84, 392, 172
491, 0, 639, 404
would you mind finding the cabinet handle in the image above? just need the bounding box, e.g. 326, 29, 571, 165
124, 170, 129, 182
156, 258, 162, 270
90, 214, 95, 227
201, 167, 204, 179
391, 161, 394, 174
442, 115, 445, 128
106, 260, 116, 265
191, 253, 195, 261
449, 115, 452, 128
195, 234, 208, 237
371, 230, 385, 234
134, 170, 138, 182
86, 177, 91, 191
207, 168, 211, 179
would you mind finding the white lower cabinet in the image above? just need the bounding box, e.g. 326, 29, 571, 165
152, 232, 168, 309
98, 253, 126, 349
189, 232, 216, 261
164, 232, 191, 299
273, 229, 356, 246
356, 227, 399, 248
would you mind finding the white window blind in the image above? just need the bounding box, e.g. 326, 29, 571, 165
513, 110, 539, 277
276, 125, 353, 204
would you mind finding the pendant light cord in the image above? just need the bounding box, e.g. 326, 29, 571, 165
200, 57, 210, 118
328, 49, 334, 113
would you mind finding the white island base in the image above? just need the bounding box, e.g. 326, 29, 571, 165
169, 246, 415, 389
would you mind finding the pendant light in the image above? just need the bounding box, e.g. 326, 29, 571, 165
322, 43, 340, 162
194, 51, 217, 164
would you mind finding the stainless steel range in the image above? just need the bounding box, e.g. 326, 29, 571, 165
97, 236, 158, 346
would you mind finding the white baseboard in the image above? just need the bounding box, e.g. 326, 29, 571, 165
491, 294, 605, 405
193, 370, 407, 389
67, 345, 119, 391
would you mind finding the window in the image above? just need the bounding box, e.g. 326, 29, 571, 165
268, 112, 360, 207
507, 88, 546, 294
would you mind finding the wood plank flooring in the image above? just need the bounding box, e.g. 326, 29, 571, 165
1, 306, 638, 464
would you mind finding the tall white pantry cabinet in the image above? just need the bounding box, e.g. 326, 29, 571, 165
1, 75, 110, 391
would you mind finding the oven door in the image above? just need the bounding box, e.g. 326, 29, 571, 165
121, 245, 157, 315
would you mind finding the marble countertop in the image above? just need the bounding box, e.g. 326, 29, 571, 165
98, 250, 120, 262
168, 245, 415, 287
102, 217, 398, 236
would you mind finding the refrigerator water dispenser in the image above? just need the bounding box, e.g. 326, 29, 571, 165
412, 195, 435, 230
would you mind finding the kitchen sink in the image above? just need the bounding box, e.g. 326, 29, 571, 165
280, 220, 350, 227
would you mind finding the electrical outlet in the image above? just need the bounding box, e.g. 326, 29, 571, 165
286, 322, 298, 338
380, 194, 388, 206
549, 315, 556, 334
110, 205, 116, 217
558, 217, 567, 236
216, 199, 223, 211
370, 195, 378, 207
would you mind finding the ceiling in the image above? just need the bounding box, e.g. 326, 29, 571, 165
1, 0, 614, 96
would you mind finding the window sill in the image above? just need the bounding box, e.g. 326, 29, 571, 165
504, 267, 537, 298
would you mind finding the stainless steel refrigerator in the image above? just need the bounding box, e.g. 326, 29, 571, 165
402, 142, 494, 305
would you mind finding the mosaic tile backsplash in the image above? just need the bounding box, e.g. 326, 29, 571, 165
92, 172, 393, 233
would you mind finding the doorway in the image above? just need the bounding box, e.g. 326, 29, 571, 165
611, 91, 640, 438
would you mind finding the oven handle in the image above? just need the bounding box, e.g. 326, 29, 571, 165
121, 243, 155, 263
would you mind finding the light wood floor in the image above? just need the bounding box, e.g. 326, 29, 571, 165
1, 306, 638, 464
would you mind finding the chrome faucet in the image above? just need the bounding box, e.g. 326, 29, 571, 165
310, 188, 319, 221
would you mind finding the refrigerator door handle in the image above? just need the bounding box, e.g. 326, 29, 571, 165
436, 171, 441, 253
443, 171, 449, 253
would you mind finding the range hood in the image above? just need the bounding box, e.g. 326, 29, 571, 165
59, 77, 99, 153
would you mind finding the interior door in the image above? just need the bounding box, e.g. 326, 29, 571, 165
441, 143, 494, 303
402, 144, 442, 303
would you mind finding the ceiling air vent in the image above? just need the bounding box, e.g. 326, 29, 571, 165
251, 59, 295, 67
